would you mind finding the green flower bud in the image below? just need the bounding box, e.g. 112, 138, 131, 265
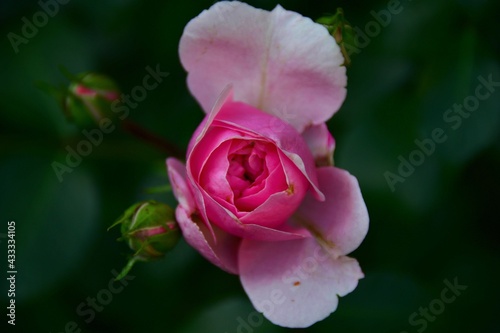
109, 200, 181, 279
64, 72, 121, 128
317, 8, 356, 66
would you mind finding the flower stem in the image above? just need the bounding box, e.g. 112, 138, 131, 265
122, 120, 184, 159
115, 256, 140, 281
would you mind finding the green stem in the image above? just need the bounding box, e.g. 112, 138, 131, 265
122, 120, 184, 159
115, 256, 141, 281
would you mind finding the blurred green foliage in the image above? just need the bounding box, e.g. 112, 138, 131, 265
1, 0, 499, 332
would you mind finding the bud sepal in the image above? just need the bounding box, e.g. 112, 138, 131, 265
317, 8, 356, 66
109, 200, 181, 280
64, 72, 121, 128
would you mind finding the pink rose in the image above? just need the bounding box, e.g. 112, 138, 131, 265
167, 1, 369, 328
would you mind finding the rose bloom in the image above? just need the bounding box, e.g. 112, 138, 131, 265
167, 1, 369, 328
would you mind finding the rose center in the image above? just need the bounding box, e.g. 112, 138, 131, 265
226, 140, 269, 200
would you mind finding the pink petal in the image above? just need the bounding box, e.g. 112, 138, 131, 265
187, 85, 234, 157
302, 123, 336, 166
168, 157, 213, 233
200, 186, 309, 241
179, 1, 347, 133
295, 166, 369, 255
188, 94, 324, 209
198, 140, 234, 206
235, 163, 286, 211
239, 237, 363, 328
167, 158, 239, 274
215, 100, 324, 201
176, 207, 239, 274
239, 151, 310, 226
188, 126, 239, 181
166, 158, 196, 210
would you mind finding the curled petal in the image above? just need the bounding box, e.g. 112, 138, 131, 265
214, 99, 324, 201
180, 1, 347, 132
239, 238, 363, 328
167, 158, 239, 274
294, 166, 369, 255
238, 151, 310, 226
176, 207, 239, 274
198, 140, 234, 206
302, 123, 335, 167
166, 158, 196, 210
200, 186, 309, 241
186, 85, 234, 158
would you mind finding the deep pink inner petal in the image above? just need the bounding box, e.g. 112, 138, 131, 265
198, 140, 233, 207
235, 164, 286, 212
189, 126, 244, 179
188, 96, 321, 233
223, 139, 287, 213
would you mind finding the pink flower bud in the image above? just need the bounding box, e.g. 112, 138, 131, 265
65, 72, 120, 128
109, 201, 181, 279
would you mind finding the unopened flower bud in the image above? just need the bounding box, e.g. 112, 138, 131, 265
65, 72, 120, 128
317, 8, 356, 66
109, 200, 181, 279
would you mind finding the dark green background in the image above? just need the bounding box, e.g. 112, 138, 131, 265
1, 0, 499, 332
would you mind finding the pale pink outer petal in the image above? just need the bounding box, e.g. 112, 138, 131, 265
239, 238, 363, 328
167, 158, 196, 210
179, 1, 347, 132
301, 123, 336, 166
176, 207, 239, 274
295, 166, 369, 255
167, 158, 239, 274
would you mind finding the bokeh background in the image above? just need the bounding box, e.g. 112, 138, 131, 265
1, 0, 499, 332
